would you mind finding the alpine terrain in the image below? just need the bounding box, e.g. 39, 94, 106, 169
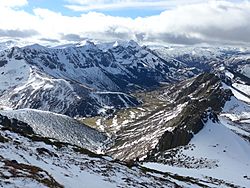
0, 39, 250, 188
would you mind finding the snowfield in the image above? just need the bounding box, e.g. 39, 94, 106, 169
222, 83, 250, 104
240, 64, 250, 78
221, 81, 250, 124
233, 83, 250, 96
222, 96, 250, 122
0, 109, 108, 152
143, 118, 250, 187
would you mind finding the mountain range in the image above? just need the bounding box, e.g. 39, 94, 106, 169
0, 40, 250, 187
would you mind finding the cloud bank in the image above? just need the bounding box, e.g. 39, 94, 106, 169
1, 0, 28, 8
0, 0, 249, 45
0, 29, 38, 38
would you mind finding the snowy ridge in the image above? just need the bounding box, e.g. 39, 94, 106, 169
141, 74, 250, 187
0, 109, 108, 152
152, 45, 250, 77
18, 40, 177, 90
143, 116, 250, 187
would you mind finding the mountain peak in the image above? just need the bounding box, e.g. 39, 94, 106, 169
23, 43, 48, 51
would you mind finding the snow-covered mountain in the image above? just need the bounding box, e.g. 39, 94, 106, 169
152, 45, 250, 74
0, 40, 201, 117
1, 41, 249, 118
1, 40, 250, 187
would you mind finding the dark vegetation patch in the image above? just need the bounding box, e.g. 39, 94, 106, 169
0, 157, 63, 188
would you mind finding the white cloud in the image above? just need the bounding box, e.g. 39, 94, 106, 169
0, 0, 250, 45
0, 0, 28, 8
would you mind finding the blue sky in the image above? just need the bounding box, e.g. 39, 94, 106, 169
0, 0, 249, 45
23, 0, 165, 18
22, 0, 243, 18
23, 0, 78, 17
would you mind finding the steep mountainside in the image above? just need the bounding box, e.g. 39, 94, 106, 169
0, 41, 199, 117
142, 80, 250, 187
143, 114, 250, 188
142, 70, 250, 188
82, 73, 232, 161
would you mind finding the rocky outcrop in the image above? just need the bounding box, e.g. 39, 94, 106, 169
103, 73, 233, 162
152, 73, 233, 153
0, 114, 34, 135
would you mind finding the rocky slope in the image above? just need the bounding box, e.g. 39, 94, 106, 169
82, 73, 232, 161
153, 73, 232, 152
142, 70, 250, 188
0, 113, 200, 188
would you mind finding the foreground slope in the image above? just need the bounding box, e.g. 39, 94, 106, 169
143, 114, 250, 187
0, 114, 185, 188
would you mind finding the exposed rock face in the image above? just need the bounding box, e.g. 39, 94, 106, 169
154, 73, 233, 153
158, 129, 194, 152
103, 73, 232, 161
0, 114, 34, 135
157, 109, 219, 152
